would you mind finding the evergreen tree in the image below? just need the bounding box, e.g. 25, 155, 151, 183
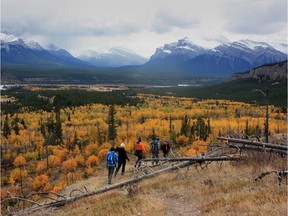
11, 115, 20, 135
190, 122, 196, 141
195, 117, 208, 141
244, 119, 249, 138
39, 117, 46, 137
108, 105, 117, 141
150, 128, 156, 140
67, 113, 71, 122
96, 122, 102, 145
139, 115, 145, 124
13, 122, 20, 135
180, 115, 190, 137
207, 117, 211, 134
3, 114, 11, 139
20, 119, 27, 129
53, 95, 63, 145
169, 115, 173, 143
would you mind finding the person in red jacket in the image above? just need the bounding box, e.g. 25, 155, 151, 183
134, 137, 146, 167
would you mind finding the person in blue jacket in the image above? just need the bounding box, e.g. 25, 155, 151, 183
106, 147, 118, 184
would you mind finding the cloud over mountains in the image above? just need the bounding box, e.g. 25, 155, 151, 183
2, 0, 286, 57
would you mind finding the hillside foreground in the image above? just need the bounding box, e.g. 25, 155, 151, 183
35, 153, 287, 216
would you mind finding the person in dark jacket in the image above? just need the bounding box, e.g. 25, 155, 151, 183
106, 147, 118, 184
161, 139, 171, 158
114, 143, 130, 176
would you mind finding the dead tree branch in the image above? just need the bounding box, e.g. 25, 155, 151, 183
218, 137, 288, 151
255, 170, 288, 186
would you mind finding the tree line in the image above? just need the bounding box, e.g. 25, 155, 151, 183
1, 87, 143, 115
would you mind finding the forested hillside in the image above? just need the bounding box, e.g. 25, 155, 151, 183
1, 91, 286, 213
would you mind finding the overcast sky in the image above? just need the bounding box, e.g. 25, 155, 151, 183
1, 0, 287, 57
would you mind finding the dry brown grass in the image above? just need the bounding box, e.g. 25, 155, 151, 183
49, 156, 287, 216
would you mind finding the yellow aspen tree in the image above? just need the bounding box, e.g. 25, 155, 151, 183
86, 155, 99, 167
12, 156, 27, 196
61, 158, 77, 185
32, 174, 50, 191
98, 149, 109, 162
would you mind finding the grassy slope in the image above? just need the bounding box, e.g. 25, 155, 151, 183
51, 153, 287, 216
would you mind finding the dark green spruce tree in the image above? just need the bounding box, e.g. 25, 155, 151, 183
3, 114, 11, 139
53, 95, 63, 145
180, 115, 190, 137
108, 105, 117, 142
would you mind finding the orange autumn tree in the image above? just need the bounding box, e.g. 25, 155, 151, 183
86, 155, 99, 167
33, 174, 50, 191
98, 149, 109, 162
61, 157, 77, 185
10, 156, 27, 196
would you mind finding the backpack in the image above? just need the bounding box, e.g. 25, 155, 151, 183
151, 141, 159, 151
107, 152, 115, 164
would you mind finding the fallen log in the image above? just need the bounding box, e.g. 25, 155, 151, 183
218, 137, 288, 151
139, 156, 242, 163
231, 145, 288, 155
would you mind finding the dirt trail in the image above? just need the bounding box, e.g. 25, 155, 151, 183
157, 191, 202, 216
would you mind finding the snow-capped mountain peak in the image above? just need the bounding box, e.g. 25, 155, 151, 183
148, 37, 207, 63
237, 39, 272, 50
110, 46, 137, 54
1, 31, 88, 67
46, 44, 60, 51
1, 32, 20, 43
77, 46, 147, 67
268, 42, 288, 55
1, 32, 27, 48
214, 35, 231, 45
26, 40, 44, 51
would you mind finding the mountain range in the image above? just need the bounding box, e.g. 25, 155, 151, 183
146, 37, 287, 77
1, 32, 287, 80
1, 32, 87, 67
1, 32, 147, 68
77, 47, 147, 67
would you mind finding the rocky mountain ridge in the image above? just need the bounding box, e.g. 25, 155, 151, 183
229, 61, 287, 82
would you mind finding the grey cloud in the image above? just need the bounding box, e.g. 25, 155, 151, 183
223, 0, 287, 35
2, 18, 143, 38
88, 22, 143, 36
151, 12, 199, 34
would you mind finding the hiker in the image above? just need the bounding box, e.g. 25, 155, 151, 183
114, 143, 130, 176
150, 136, 160, 165
106, 147, 118, 184
134, 137, 146, 167
161, 139, 170, 158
